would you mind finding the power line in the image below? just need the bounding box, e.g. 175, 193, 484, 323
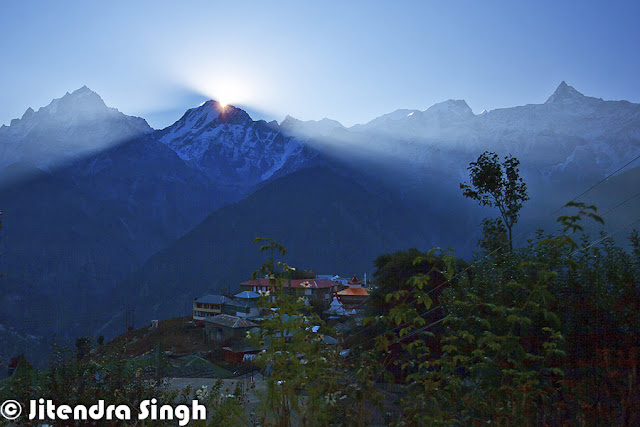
569, 217, 640, 258
598, 191, 640, 218
551, 151, 640, 217
345, 214, 640, 365
458, 152, 640, 286
344, 151, 640, 359
344, 307, 446, 361
515, 151, 640, 244
387, 315, 449, 347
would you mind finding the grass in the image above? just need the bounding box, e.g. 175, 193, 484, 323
100, 316, 211, 358
96, 317, 237, 378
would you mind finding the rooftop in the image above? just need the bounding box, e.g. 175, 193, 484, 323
348, 274, 363, 285
205, 314, 258, 329
234, 290, 260, 299
242, 278, 337, 289
222, 344, 259, 353
338, 287, 370, 296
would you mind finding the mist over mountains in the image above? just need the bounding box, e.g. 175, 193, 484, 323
1, 82, 639, 365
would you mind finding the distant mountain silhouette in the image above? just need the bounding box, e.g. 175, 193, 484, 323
1, 82, 639, 364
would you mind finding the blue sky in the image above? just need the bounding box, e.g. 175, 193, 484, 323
1, 0, 639, 129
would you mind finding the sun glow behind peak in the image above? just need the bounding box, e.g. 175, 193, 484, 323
181, 68, 258, 113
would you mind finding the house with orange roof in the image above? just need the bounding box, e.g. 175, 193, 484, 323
337, 275, 370, 310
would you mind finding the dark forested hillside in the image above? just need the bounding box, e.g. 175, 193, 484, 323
2, 83, 639, 366
0, 136, 226, 351
111, 165, 473, 334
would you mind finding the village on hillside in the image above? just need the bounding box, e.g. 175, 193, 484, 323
190, 274, 371, 366
3, 273, 373, 383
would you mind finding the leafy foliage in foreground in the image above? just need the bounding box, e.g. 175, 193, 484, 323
249, 238, 354, 426
365, 203, 640, 425
3, 203, 639, 425
0, 339, 248, 426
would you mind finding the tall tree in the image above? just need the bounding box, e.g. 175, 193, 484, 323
460, 152, 529, 252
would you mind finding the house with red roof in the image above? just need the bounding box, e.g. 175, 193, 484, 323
240, 278, 340, 305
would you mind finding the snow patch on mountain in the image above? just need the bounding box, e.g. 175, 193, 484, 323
281, 82, 640, 187
0, 86, 152, 172
157, 100, 222, 145
4, 81, 639, 207
156, 102, 318, 190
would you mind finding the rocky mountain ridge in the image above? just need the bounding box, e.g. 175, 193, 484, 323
0, 86, 152, 176
1, 82, 639, 365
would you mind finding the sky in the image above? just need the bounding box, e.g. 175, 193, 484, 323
1, 0, 640, 129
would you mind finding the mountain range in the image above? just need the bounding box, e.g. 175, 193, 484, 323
1, 82, 638, 365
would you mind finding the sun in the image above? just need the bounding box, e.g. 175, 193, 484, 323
188, 74, 253, 111
180, 67, 265, 113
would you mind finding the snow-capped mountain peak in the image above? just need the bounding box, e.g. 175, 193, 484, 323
279, 115, 299, 128
156, 102, 317, 187
173, 100, 223, 131
371, 109, 421, 123
38, 85, 112, 117
3, 86, 151, 134
159, 100, 253, 141
545, 81, 587, 104
0, 87, 152, 171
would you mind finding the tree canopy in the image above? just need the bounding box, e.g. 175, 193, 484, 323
460, 151, 529, 251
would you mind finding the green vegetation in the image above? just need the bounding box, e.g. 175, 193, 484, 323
248, 238, 343, 426
0, 328, 248, 425
2, 154, 639, 425
355, 158, 639, 424
366, 210, 638, 425
460, 151, 529, 251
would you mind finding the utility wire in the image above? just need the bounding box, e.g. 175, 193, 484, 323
345, 153, 640, 358
551, 152, 640, 217
569, 217, 640, 258
346, 213, 640, 364
598, 191, 640, 218
514, 151, 640, 244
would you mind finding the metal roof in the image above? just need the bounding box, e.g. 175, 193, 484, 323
205, 314, 258, 329
242, 278, 337, 289
234, 290, 260, 299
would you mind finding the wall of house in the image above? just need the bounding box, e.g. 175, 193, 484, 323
204, 323, 253, 345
